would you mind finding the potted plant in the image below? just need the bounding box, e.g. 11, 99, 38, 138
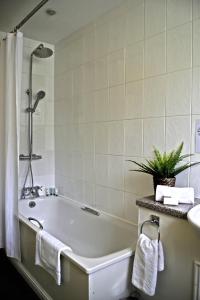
128, 142, 200, 192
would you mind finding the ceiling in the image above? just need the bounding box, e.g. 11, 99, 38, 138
0, 0, 124, 44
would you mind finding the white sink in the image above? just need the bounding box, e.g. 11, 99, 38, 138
187, 204, 200, 231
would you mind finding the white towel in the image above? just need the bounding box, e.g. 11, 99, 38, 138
155, 185, 194, 204
35, 230, 72, 285
132, 234, 164, 296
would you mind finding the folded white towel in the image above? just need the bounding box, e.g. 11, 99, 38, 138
155, 185, 194, 204
132, 233, 164, 296
35, 230, 72, 285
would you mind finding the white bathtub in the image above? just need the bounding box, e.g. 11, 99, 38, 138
15, 196, 138, 300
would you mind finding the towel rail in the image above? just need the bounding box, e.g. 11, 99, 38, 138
28, 217, 43, 230
140, 215, 160, 242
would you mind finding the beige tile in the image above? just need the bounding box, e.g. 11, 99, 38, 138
167, 0, 192, 29
145, 0, 166, 37
167, 23, 192, 72
145, 33, 166, 77
166, 69, 192, 116
108, 189, 124, 218
124, 119, 143, 156
126, 41, 144, 82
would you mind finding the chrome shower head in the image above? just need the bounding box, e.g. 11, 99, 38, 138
32, 44, 53, 58
32, 90, 46, 112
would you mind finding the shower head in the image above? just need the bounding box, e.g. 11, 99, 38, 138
32, 44, 53, 58
32, 90, 46, 112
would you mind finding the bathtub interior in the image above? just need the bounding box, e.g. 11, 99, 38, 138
19, 196, 138, 258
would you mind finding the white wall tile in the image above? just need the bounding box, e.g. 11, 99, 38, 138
145, 33, 166, 77
94, 88, 109, 121
166, 116, 191, 153
126, 41, 144, 82
167, 0, 192, 29
83, 28, 95, 63
95, 22, 109, 58
83, 153, 95, 183
125, 80, 143, 119
143, 118, 165, 156
193, 0, 200, 20
95, 57, 108, 90
109, 14, 126, 52
143, 75, 166, 117
82, 61, 95, 93
108, 121, 124, 155
193, 19, 200, 67
95, 123, 108, 154
109, 85, 125, 120
124, 157, 153, 195
126, 2, 144, 44
167, 23, 192, 72
108, 156, 124, 190
145, 0, 166, 37
95, 185, 110, 212
124, 192, 138, 224
108, 49, 125, 86
124, 119, 143, 156
166, 69, 192, 116
192, 68, 200, 114
108, 189, 124, 218
95, 154, 109, 186
189, 164, 200, 198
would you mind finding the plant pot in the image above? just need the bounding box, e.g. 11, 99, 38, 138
153, 177, 176, 193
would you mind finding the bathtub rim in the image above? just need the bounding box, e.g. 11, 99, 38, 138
19, 195, 137, 274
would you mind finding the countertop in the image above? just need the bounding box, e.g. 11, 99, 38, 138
136, 196, 200, 219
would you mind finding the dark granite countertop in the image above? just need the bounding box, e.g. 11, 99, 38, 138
136, 196, 200, 219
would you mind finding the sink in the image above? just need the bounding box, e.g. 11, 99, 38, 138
187, 204, 200, 231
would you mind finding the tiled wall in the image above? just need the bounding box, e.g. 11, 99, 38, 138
19, 37, 55, 192
54, 0, 200, 224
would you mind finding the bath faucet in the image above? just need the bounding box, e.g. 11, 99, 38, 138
21, 186, 42, 199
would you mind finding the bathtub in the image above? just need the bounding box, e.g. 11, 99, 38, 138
14, 196, 138, 300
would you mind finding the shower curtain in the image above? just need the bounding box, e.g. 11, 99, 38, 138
0, 32, 23, 260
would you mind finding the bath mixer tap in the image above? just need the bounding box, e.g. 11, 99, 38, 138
21, 186, 42, 199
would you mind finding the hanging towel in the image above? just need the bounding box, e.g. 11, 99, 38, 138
35, 230, 72, 285
132, 233, 164, 296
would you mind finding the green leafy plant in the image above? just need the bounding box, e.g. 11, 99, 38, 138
128, 142, 199, 178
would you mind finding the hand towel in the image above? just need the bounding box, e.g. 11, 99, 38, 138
155, 185, 194, 204
132, 233, 164, 296
35, 230, 72, 285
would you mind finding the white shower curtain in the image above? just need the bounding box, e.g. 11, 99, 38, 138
0, 32, 23, 260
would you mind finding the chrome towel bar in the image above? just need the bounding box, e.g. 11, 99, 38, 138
140, 215, 160, 242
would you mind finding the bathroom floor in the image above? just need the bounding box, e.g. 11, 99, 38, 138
0, 249, 39, 299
